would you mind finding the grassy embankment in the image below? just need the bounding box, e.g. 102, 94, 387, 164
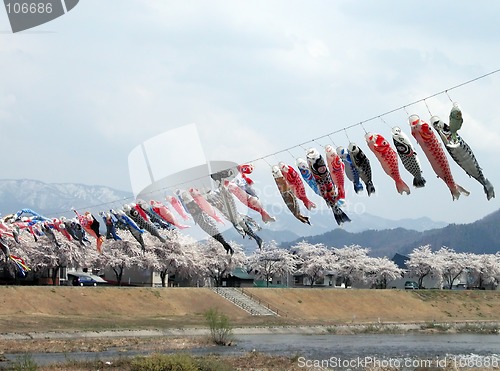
1, 286, 499, 333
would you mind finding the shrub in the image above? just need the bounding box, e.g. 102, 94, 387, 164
130, 353, 197, 371
196, 356, 234, 371
10, 353, 38, 371
204, 307, 233, 345
457, 323, 500, 334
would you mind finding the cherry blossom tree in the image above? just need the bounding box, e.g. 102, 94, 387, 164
94, 234, 144, 285
436, 247, 468, 289
14, 230, 93, 285
199, 239, 246, 287
8, 231, 49, 283
467, 253, 500, 289
291, 241, 335, 287
363, 257, 404, 289
332, 245, 371, 288
406, 245, 442, 289
144, 231, 201, 287
1, 223, 98, 284
246, 240, 297, 287
1, 236, 30, 283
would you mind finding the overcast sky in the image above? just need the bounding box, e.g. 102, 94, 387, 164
1, 0, 499, 226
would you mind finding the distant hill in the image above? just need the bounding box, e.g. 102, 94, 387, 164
209, 207, 448, 254
281, 227, 422, 257
0, 179, 132, 218
265, 207, 447, 236
397, 209, 500, 255
282, 209, 500, 257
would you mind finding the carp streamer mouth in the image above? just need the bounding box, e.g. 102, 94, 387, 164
420, 124, 433, 140
395, 142, 412, 155
332, 159, 343, 170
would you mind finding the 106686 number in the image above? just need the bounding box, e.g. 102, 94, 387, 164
6, 2, 53, 14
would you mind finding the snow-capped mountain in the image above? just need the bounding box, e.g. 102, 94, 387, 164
0, 179, 132, 218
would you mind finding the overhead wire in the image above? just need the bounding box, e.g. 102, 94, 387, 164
41, 68, 500, 217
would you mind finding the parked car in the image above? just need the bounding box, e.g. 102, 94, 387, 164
72, 275, 98, 286
404, 281, 419, 290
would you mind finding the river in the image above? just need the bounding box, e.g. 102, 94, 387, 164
3, 333, 500, 369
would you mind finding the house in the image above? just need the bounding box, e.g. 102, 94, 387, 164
99, 266, 162, 287
221, 267, 254, 287
291, 271, 353, 288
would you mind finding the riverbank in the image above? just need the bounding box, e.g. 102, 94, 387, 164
1, 286, 499, 334
1, 286, 499, 369
2, 319, 500, 342
1, 286, 499, 365
2, 329, 499, 370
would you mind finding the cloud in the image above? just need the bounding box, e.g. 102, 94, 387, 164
1, 0, 499, 223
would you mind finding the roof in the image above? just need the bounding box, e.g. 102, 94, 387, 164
67, 271, 107, 283
231, 267, 254, 280
392, 253, 409, 269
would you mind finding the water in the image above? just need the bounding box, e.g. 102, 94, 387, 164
193, 333, 500, 368
205, 333, 499, 359
3, 333, 500, 368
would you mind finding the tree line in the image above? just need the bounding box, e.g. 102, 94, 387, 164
2, 231, 499, 289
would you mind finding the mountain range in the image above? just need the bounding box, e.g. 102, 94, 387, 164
0, 179, 131, 219
282, 209, 500, 257
2, 179, 495, 258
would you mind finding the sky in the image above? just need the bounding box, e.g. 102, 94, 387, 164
1, 0, 500, 226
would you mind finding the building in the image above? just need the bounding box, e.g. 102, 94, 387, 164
221, 267, 254, 287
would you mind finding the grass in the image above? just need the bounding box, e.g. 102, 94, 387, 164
420, 322, 452, 332
325, 323, 406, 335
356, 324, 402, 334
150, 290, 161, 299
9, 353, 38, 371
11, 353, 308, 371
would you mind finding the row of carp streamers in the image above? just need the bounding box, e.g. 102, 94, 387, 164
0, 181, 267, 275
0, 103, 495, 275
218, 102, 494, 236
268, 103, 494, 227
